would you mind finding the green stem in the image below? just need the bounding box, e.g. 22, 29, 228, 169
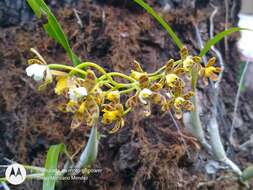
73, 62, 124, 88
120, 87, 137, 94
74, 62, 136, 90
173, 60, 183, 67
48, 64, 87, 75
148, 66, 166, 76
123, 107, 132, 115
148, 60, 182, 76
150, 73, 165, 82
97, 72, 137, 90
98, 72, 136, 83
48, 63, 140, 90
73, 62, 107, 75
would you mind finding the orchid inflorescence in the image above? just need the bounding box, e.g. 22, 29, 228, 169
26, 47, 221, 133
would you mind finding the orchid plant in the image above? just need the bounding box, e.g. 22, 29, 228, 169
26, 46, 220, 132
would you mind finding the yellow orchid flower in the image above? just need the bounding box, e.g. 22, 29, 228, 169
102, 104, 123, 123
164, 59, 186, 89
102, 104, 125, 133
165, 73, 180, 88
150, 92, 166, 106
102, 109, 120, 124
167, 91, 194, 119
65, 95, 100, 129
199, 57, 222, 85
71, 102, 86, 129
180, 46, 201, 74
174, 97, 186, 110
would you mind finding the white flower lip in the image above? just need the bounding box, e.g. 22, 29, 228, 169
139, 88, 152, 104
68, 87, 88, 101
26, 64, 47, 82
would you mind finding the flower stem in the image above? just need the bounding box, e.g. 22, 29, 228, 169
48, 64, 87, 75
74, 62, 107, 75
98, 72, 136, 83
120, 87, 137, 94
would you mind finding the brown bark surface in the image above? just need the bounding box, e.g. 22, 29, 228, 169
1, 0, 252, 189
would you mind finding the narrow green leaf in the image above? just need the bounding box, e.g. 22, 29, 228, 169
43, 144, 66, 190
26, 0, 80, 66
199, 27, 252, 57
43, 24, 61, 44
75, 124, 100, 169
26, 0, 42, 17
133, 0, 183, 49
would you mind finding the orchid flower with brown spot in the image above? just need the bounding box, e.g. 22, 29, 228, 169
164, 59, 186, 89
167, 90, 194, 119
199, 57, 222, 85
55, 70, 102, 129
180, 46, 201, 77
102, 103, 125, 134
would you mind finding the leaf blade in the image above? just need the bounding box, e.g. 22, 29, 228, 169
26, 0, 80, 66
76, 126, 100, 169
199, 27, 252, 57
133, 0, 183, 49
43, 144, 66, 190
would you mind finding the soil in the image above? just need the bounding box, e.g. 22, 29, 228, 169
0, 0, 252, 190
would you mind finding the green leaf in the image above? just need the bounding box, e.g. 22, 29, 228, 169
75, 125, 100, 169
43, 144, 67, 190
26, 0, 80, 66
199, 27, 252, 57
27, 0, 42, 17
133, 0, 183, 49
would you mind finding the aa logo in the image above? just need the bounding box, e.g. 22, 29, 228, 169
5, 164, 26, 185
